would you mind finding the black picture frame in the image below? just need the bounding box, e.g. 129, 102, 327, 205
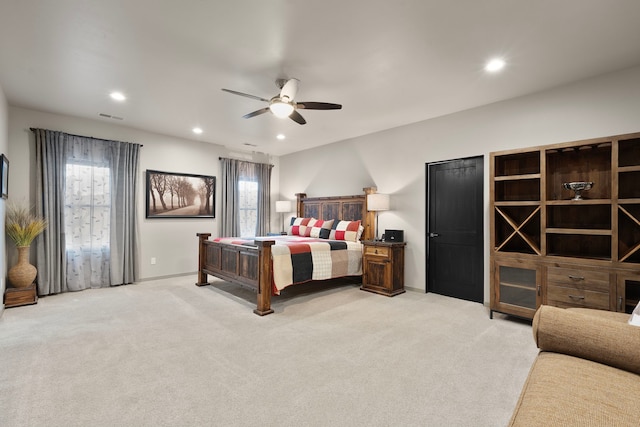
146, 169, 215, 219
1, 154, 8, 199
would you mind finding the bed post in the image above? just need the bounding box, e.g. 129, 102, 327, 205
363, 187, 377, 242
295, 192, 307, 217
254, 240, 275, 316
195, 233, 212, 286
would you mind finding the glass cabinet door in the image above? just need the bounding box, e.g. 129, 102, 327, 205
491, 260, 541, 319
617, 276, 640, 313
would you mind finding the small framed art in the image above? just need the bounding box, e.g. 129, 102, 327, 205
1, 154, 8, 199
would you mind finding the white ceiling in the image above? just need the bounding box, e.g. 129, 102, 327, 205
2, 1, 640, 156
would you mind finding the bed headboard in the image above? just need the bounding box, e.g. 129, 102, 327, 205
295, 187, 377, 241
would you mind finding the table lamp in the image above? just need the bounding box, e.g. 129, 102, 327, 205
367, 193, 390, 241
275, 200, 293, 234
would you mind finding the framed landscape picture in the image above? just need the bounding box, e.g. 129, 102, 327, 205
146, 169, 215, 218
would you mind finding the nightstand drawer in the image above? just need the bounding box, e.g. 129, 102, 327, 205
546, 284, 609, 310
364, 245, 390, 258
546, 266, 609, 292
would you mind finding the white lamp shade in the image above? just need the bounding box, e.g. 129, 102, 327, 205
275, 200, 293, 213
367, 193, 390, 211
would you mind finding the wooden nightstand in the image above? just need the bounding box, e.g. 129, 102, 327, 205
4, 284, 38, 308
361, 240, 406, 296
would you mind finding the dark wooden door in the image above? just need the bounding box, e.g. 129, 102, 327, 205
426, 156, 484, 303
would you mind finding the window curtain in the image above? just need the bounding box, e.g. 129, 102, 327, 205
33, 128, 140, 295
220, 158, 272, 237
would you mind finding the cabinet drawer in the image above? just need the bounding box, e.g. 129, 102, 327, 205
546, 284, 609, 310
364, 246, 390, 258
546, 266, 610, 292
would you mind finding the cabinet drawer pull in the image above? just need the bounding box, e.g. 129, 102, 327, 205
568, 295, 585, 300
568, 275, 584, 281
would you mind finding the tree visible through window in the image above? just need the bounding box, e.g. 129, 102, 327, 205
238, 180, 258, 237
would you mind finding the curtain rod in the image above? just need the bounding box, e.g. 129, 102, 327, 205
219, 156, 273, 167
29, 127, 143, 147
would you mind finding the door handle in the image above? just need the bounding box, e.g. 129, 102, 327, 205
429, 233, 439, 238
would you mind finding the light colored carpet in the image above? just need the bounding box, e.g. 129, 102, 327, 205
0, 276, 537, 427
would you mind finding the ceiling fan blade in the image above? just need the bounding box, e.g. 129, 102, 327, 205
289, 110, 306, 125
279, 78, 299, 102
296, 102, 342, 110
242, 107, 270, 119
222, 88, 270, 103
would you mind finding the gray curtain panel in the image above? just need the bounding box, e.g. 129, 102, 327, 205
255, 161, 272, 236
33, 128, 140, 295
219, 158, 272, 237
34, 129, 66, 295
220, 158, 241, 237
108, 140, 140, 285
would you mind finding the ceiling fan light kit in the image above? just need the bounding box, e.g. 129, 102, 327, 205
222, 78, 342, 125
269, 100, 294, 118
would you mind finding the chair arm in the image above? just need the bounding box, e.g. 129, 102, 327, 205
532, 305, 640, 375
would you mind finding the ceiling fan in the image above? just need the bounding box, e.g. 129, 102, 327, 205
221, 78, 342, 125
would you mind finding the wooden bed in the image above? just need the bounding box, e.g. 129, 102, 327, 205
196, 187, 377, 315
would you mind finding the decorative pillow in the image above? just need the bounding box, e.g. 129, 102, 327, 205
630, 300, 640, 327
304, 219, 335, 239
329, 220, 362, 242
289, 217, 314, 236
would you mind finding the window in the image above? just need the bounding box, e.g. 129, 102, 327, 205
64, 163, 111, 249
64, 162, 111, 287
33, 127, 140, 294
220, 157, 272, 237
238, 179, 258, 237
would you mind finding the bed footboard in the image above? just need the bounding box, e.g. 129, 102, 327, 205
196, 233, 275, 316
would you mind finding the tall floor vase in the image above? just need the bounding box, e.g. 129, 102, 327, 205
8, 246, 37, 288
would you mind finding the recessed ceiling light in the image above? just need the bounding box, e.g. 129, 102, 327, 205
485, 58, 506, 72
276, 134, 286, 140
192, 127, 203, 134
110, 91, 126, 101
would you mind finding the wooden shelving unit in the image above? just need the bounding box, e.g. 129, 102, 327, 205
490, 132, 640, 319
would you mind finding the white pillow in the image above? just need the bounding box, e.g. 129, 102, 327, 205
629, 300, 640, 327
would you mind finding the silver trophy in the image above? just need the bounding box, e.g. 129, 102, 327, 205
563, 181, 593, 200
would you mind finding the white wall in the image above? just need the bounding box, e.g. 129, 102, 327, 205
7, 107, 281, 281
280, 65, 640, 300
7, 65, 640, 299
0, 84, 8, 315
